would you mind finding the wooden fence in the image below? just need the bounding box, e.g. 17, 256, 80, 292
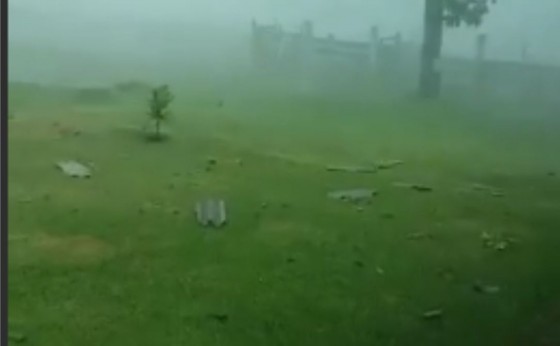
250, 20, 403, 72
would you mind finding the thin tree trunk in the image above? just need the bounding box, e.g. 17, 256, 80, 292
419, 0, 444, 98
155, 119, 161, 139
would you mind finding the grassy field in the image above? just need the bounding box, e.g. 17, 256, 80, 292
7, 75, 560, 346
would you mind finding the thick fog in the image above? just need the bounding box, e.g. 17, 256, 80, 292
8, 0, 560, 84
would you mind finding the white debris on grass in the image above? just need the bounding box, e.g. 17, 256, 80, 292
56, 160, 92, 178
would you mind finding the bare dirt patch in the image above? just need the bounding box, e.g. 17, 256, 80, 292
31, 233, 114, 265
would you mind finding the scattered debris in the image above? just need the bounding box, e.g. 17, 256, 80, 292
376, 160, 404, 170
56, 160, 92, 178
326, 165, 376, 174
469, 183, 505, 197
411, 184, 433, 192
494, 241, 509, 251
195, 199, 227, 228
376, 266, 385, 275
407, 232, 434, 240
393, 182, 433, 192
356, 206, 365, 213
481, 232, 517, 251
422, 309, 443, 320
481, 231, 492, 242
473, 281, 501, 294
207, 313, 229, 324
328, 189, 377, 204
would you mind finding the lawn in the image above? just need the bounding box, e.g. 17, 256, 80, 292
7, 74, 560, 346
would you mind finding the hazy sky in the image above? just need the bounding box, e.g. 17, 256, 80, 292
9, 0, 560, 65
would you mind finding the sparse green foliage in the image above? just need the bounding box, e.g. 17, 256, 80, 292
444, 0, 497, 27
148, 84, 173, 140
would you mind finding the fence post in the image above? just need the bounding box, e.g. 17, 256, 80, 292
476, 33, 487, 62
302, 20, 314, 38
250, 19, 261, 67
369, 26, 380, 68
475, 33, 488, 88
299, 20, 314, 72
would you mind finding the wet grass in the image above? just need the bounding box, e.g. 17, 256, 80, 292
8, 78, 560, 345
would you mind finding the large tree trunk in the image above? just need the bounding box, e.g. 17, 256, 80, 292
419, 0, 444, 98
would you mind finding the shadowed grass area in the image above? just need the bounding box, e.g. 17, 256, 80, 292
8, 77, 560, 346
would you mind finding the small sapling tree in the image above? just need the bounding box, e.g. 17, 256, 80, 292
148, 84, 173, 140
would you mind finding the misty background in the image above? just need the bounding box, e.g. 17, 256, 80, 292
8, 0, 560, 86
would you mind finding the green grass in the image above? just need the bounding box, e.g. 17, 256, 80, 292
8, 76, 560, 346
